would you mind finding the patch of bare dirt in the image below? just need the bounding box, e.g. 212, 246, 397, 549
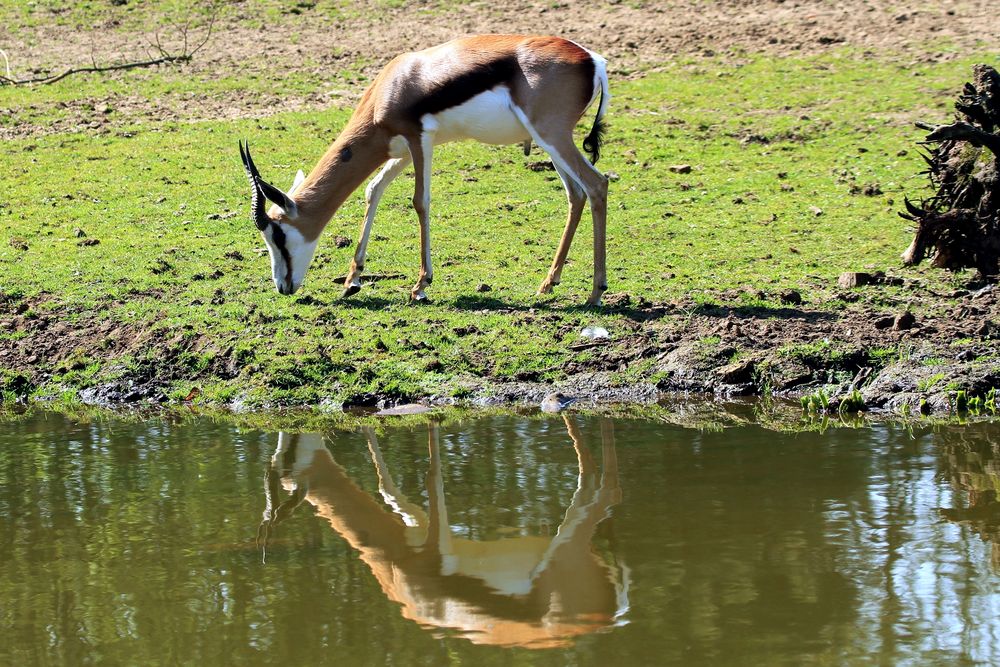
0, 291, 241, 405
2, 0, 997, 138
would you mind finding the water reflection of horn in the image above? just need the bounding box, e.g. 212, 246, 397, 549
257, 433, 308, 563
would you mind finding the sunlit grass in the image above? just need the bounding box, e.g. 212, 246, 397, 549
2, 47, 996, 404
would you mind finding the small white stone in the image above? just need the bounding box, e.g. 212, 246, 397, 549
581, 325, 609, 340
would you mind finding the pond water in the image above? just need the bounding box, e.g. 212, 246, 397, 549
1, 411, 998, 665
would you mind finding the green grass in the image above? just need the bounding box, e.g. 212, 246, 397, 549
1, 0, 417, 32
2, 44, 996, 406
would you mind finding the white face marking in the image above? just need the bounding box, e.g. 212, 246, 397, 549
422, 86, 530, 146
263, 222, 319, 296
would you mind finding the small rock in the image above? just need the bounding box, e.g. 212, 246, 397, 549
475, 283, 492, 293
809, 206, 823, 216
541, 392, 576, 413
78, 238, 100, 247
73, 228, 86, 238
838, 271, 873, 289
893, 312, 916, 331
580, 325, 609, 340
333, 235, 352, 248
669, 164, 692, 174
716, 359, 755, 384
971, 284, 994, 299
779, 289, 802, 305
376, 403, 433, 416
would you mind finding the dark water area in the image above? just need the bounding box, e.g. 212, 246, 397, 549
1, 412, 998, 665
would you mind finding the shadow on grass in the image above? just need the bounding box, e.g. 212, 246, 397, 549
336, 291, 837, 324
451, 294, 609, 314
337, 295, 402, 311
686, 302, 837, 323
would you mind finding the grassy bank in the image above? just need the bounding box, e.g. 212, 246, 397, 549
1, 34, 997, 407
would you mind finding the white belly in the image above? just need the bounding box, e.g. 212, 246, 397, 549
422, 86, 529, 146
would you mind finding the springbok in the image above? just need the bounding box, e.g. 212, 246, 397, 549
239, 34, 610, 304
258, 419, 628, 648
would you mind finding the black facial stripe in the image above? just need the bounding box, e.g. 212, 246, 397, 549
270, 222, 293, 284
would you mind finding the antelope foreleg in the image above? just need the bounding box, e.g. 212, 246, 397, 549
343, 157, 410, 297
408, 134, 434, 301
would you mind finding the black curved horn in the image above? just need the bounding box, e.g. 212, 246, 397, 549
240, 140, 270, 230
239, 141, 298, 229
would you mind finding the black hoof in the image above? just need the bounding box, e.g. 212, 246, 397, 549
342, 284, 361, 298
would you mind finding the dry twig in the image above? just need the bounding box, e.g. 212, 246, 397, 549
0, 3, 218, 86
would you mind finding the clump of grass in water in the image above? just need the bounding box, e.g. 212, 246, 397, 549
800, 387, 864, 415
800, 388, 829, 414
838, 388, 864, 414
952, 387, 999, 415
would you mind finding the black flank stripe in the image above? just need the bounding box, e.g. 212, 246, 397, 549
407, 55, 519, 121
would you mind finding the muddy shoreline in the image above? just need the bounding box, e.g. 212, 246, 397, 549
4, 276, 999, 416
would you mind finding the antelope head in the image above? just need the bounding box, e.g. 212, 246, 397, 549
239, 141, 317, 295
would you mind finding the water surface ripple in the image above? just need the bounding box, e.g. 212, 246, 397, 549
1, 413, 998, 665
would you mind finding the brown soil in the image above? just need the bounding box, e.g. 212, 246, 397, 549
3, 0, 998, 138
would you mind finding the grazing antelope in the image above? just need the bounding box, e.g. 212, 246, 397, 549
258, 419, 628, 648
239, 34, 610, 304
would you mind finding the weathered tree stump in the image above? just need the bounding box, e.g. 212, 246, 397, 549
901, 64, 1000, 279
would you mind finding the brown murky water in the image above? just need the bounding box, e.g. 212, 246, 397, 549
1, 412, 998, 665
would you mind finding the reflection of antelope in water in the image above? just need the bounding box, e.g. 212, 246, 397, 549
258, 418, 628, 648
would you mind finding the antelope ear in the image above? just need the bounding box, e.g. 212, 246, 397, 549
289, 170, 306, 196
